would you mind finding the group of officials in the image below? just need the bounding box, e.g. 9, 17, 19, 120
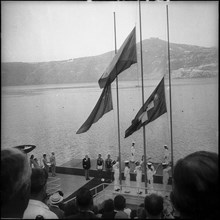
82, 142, 171, 194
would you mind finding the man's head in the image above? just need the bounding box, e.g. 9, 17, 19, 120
98, 153, 101, 158
76, 187, 93, 210
144, 193, 163, 218
132, 141, 135, 146
1, 148, 32, 218
30, 168, 48, 200
52, 152, 55, 155
170, 151, 219, 219
114, 195, 126, 211
43, 153, 46, 158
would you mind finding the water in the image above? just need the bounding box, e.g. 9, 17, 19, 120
1, 78, 218, 166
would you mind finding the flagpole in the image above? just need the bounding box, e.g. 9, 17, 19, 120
113, 12, 122, 190
138, 0, 148, 194
166, 5, 174, 181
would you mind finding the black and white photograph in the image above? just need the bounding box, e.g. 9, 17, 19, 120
1, 0, 218, 219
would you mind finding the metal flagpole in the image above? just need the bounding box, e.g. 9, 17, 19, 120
138, 0, 148, 194
166, 5, 174, 182
113, 12, 122, 190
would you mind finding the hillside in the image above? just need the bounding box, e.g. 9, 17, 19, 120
1, 38, 218, 86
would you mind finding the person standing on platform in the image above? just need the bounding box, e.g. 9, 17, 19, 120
105, 154, 113, 182
33, 158, 40, 168
113, 159, 120, 191
82, 154, 91, 180
130, 142, 136, 163
163, 145, 170, 164
42, 153, 50, 175
147, 162, 156, 192
30, 155, 35, 168
96, 153, 104, 180
50, 152, 56, 177
134, 161, 142, 194
162, 162, 171, 196
124, 161, 131, 193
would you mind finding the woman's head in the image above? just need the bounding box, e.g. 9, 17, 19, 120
170, 151, 218, 219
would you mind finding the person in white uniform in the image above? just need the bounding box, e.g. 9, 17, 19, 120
124, 161, 131, 193
130, 142, 136, 163
162, 162, 171, 196
113, 159, 120, 191
147, 162, 156, 193
163, 145, 170, 164
134, 161, 142, 194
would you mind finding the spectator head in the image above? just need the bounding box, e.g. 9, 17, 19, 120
139, 203, 144, 208
49, 192, 63, 205
76, 187, 93, 211
170, 151, 219, 219
30, 154, 34, 159
52, 152, 55, 155
1, 148, 32, 218
137, 207, 146, 219
130, 209, 137, 219
92, 205, 99, 215
30, 168, 48, 201
114, 195, 126, 211
43, 153, 46, 158
64, 200, 78, 217
144, 193, 163, 218
103, 199, 114, 212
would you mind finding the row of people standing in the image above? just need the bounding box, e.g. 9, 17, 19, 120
30, 152, 57, 177
82, 152, 170, 195
82, 153, 114, 181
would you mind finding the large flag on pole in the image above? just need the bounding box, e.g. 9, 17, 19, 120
98, 27, 137, 88
125, 77, 167, 138
76, 85, 113, 134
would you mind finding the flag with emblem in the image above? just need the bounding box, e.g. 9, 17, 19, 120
76, 85, 113, 134
125, 77, 167, 138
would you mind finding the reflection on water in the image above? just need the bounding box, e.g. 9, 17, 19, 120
1, 78, 218, 166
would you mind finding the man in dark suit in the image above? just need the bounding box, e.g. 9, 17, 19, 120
82, 154, 91, 180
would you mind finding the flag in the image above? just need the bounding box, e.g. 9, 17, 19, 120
98, 27, 137, 88
125, 77, 167, 138
76, 85, 113, 134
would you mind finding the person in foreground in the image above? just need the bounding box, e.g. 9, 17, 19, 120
23, 168, 58, 219
65, 187, 98, 219
144, 193, 164, 219
170, 150, 219, 220
1, 148, 32, 218
114, 194, 129, 219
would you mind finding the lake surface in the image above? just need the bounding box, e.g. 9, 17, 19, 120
1, 78, 218, 166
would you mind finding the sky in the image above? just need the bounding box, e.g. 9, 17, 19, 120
1, 1, 218, 63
